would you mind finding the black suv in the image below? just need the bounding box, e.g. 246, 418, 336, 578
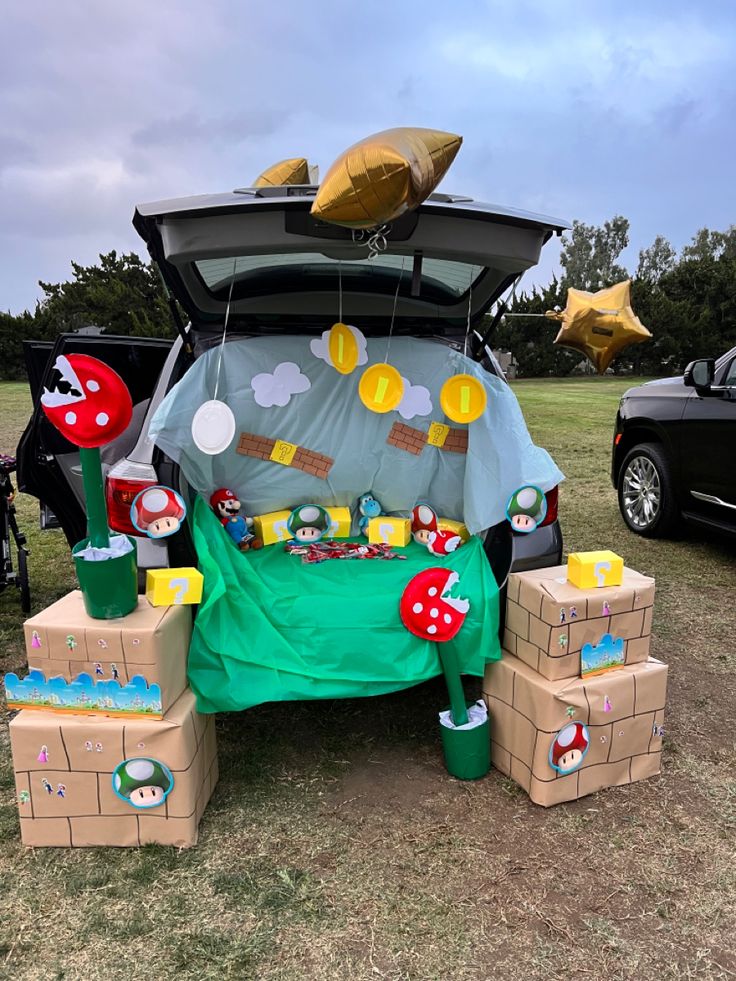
612, 347, 736, 537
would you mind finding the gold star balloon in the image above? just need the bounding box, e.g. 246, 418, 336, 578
254, 158, 311, 187
547, 280, 651, 374
311, 127, 462, 230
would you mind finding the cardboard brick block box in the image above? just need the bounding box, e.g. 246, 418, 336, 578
11, 688, 218, 847
16, 591, 191, 717
484, 653, 667, 807
504, 565, 655, 681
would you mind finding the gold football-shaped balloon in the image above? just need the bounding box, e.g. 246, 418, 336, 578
550, 280, 652, 374
254, 158, 311, 187
311, 127, 462, 229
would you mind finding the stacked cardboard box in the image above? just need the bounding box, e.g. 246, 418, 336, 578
8, 591, 217, 847
484, 564, 667, 806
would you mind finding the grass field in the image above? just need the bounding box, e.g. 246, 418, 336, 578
1, 377, 735, 981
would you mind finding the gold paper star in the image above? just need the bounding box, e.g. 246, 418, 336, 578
547, 280, 651, 374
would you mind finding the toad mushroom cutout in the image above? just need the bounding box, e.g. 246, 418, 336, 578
112, 757, 174, 810
549, 721, 590, 775
130, 486, 187, 539
400, 568, 470, 641
506, 485, 547, 534
288, 504, 330, 543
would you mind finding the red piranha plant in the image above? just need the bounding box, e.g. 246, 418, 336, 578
41, 354, 138, 618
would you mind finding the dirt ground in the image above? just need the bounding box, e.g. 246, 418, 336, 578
0, 377, 735, 981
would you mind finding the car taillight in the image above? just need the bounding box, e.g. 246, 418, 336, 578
539, 486, 559, 526
105, 460, 158, 535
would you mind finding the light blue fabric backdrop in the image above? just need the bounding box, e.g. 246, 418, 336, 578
150, 335, 563, 534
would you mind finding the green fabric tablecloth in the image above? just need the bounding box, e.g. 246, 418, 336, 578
188, 498, 501, 712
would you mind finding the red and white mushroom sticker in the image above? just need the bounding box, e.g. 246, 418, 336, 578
549, 721, 590, 774
399, 567, 470, 642
130, 486, 186, 539
40, 354, 133, 448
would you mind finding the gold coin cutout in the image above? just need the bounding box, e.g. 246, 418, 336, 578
358, 364, 404, 414
440, 374, 487, 424
327, 323, 359, 375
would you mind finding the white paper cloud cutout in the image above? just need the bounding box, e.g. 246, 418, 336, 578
251, 362, 311, 408
310, 325, 368, 368
397, 377, 432, 420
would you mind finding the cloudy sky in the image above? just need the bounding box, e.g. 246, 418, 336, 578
2, 0, 734, 314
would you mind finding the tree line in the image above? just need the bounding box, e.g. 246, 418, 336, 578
1, 218, 734, 379
494, 218, 736, 376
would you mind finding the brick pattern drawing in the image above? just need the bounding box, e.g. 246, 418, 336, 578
484, 654, 667, 807
442, 429, 469, 453
386, 422, 427, 455
386, 422, 469, 457
503, 565, 655, 681
11, 689, 218, 848
22, 591, 190, 715
237, 432, 334, 479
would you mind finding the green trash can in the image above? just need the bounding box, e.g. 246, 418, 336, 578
72, 536, 138, 620
439, 702, 491, 781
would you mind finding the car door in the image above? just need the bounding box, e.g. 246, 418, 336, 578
678, 353, 736, 526
17, 333, 172, 547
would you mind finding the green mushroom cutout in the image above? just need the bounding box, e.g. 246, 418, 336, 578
506, 485, 547, 534
112, 757, 174, 809
287, 504, 330, 543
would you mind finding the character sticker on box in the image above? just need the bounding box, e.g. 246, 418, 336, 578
31, 630, 41, 649
112, 758, 174, 810
549, 722, 590, 775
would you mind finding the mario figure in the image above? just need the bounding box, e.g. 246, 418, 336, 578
210, 488, 263, 551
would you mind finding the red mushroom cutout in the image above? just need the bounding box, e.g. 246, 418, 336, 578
130, 486, 186, 539
411, 504, 438, 546
40, 354, 133, 448
400, 568, 469, 642
549, 721, 590, 775
427, 529, 462, 556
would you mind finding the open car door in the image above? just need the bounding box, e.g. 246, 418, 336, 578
17, 333, 172, 547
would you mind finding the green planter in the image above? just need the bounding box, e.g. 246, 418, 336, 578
440, 703, 491, 781
72, 536, 138, 620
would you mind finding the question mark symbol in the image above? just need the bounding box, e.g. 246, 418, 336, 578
378, 522, 392, 544
273, 519, 288, 541
594, 561, 611, 587
169, 577, 189, 605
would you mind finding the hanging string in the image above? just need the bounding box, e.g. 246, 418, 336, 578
384, 256, 406, 365
338, 260, 342, 323
212, 257, 237, 402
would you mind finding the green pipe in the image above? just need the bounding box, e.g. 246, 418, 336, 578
79, 447, 110, 549
438, 646, 469, 727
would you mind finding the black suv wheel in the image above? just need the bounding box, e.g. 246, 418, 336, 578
617, 443, 680, 538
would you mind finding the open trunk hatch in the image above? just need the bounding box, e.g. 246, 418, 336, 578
133, 187, 569, 336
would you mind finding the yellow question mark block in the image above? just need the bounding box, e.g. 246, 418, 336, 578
252, 509, 293, 546
325, 506, 352, 539
367, 516, 411, 546
146, 568, 203, 607
566, 550, 624, 589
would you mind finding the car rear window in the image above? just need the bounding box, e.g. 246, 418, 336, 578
195, 253, 483, 305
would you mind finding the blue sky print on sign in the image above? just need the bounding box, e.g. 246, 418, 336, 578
580, 633, 625, 678
4, 669, 163, 717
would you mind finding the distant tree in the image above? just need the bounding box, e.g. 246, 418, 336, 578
636, 235, 676, 284
559, 216, 630, 291
0, 310, 43, 381
34, 251, 175, 339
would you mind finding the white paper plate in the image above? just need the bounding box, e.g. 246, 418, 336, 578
191, 400, 236, 455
